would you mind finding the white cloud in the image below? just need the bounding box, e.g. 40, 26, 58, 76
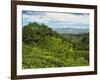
46, 12, 89, 24
22, 11, 90, 28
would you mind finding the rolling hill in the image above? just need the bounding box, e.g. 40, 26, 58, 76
52, 28, 89, 34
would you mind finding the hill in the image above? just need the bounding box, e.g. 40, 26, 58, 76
22, 22, 89, 69
52, 28, 89, 34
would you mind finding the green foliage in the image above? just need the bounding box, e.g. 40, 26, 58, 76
62, 33, 89, 50
23, 22, 57, 44
22, 22, 89, 69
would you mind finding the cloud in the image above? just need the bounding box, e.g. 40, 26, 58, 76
70, 13, 89, 16
22, 11, 46, 16
22, 11, 90, 29
46, 12, 89, 24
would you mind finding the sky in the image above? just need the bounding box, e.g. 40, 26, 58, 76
22, 11, 90, 29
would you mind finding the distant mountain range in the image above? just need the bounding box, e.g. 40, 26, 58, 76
52, 28, 89, 34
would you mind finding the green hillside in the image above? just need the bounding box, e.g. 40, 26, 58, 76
22, 22, 89, 69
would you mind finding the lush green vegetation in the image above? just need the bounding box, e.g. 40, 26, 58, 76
22, 22, 89, 69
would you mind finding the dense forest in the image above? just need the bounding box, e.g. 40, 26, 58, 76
22, 22, 89, 69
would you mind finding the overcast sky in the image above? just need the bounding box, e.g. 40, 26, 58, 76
22, 11, 90, 29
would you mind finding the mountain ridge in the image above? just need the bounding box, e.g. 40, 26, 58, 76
52, 27, 89, 34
